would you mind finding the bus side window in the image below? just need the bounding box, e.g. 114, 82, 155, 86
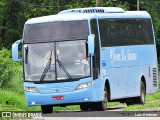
142, 19, 154, 44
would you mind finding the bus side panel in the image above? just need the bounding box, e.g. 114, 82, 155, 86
100, 45, 157, 100
106, 67, 141, 99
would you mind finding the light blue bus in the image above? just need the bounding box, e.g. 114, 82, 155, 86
12, 7, 158, 113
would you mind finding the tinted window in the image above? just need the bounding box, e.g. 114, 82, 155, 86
24, 20, 89, 43
99, 19, 154, 47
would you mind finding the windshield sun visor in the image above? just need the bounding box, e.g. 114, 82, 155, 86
23, 20, 89, 43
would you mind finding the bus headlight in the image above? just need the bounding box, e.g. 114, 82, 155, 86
24, 87, 39, 93
76, 81, 93, 90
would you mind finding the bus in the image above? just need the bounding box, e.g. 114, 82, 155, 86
12, 7, 158, 113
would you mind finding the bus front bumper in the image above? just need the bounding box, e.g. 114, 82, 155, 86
25, 86, 95, 106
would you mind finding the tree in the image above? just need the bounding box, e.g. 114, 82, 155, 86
0, 0, 160, 51
0, 0, 5, 48
140, 0, 160, 38
1, 0, 25, 49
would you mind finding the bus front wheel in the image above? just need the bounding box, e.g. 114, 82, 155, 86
97, 86, 107, 111
41, 105, 53, 114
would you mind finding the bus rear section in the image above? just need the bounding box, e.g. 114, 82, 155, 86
97, 12, 158, 104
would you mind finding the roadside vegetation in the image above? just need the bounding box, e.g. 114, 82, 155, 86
0, 48, 40, 111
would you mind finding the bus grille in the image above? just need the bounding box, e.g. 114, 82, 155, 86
39, 87, 75, 94
153, 68, 157, 87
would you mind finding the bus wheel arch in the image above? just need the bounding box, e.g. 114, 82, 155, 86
93, 79, 110, 111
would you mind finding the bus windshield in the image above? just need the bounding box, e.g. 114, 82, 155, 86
24, 40, 90, 82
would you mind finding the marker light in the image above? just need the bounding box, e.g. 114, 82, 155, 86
24, 87, 39, 93
76, 81, 93, 90
31, 102, 36, 105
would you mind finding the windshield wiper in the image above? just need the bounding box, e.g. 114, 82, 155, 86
56, 58, 72, 80
40, 50, 53, 83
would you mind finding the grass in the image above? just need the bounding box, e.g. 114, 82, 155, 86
0, 90, 41, 111
54, 106, 80, 111
123, 102, 160, 111
146, 90, 160, 102
108, 102, 123, 108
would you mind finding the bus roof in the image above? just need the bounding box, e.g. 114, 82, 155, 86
25, 7, 151, 25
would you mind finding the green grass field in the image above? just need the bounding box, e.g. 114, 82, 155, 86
0, 90, 41, 111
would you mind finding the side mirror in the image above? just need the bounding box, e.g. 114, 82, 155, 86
88, 34, 95, 56
12, 40, 22, 62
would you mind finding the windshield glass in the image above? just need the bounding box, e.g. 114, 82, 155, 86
24, 40, 90, 82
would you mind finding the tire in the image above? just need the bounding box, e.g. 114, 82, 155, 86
96, 86, 108, 111
41, 105, 53, 114
80, 87, 108, 111
135, 81, 146, 104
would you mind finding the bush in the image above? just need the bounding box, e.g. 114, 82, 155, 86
0, 48, 22, 91
157, 63, 160, 91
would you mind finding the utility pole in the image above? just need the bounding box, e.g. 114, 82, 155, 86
96, 0, 101, 7
57, 0, 60, 11
137, 0, 140, 11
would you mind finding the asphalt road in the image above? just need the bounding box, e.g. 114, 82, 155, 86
42, 110, 128, 117
41, 105, 160, 117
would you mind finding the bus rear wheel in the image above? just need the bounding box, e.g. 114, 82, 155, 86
135, 81, 146, 104
126, 81, 146, 106
41, 105, 53, 114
